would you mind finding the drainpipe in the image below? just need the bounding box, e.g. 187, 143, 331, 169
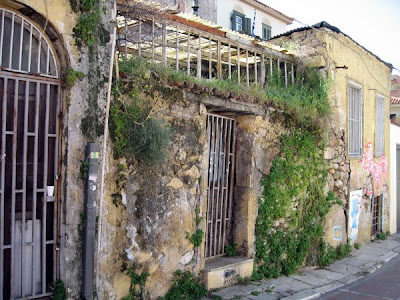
82, 143, 100, 300
95, 0, 117, 296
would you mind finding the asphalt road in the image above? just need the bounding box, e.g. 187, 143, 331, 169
320, 254, 400, 300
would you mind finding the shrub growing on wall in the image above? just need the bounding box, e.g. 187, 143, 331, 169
254, 130, 335, 278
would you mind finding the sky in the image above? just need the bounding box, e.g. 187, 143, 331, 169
264, 0, 400, 75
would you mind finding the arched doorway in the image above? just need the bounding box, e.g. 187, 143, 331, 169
0, 7, 61, 299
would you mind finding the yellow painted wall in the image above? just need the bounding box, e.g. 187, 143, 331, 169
316, 29, 391, 243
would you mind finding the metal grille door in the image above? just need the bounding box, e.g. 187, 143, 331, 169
0, 8, 60, 299
371, 195, 382, 235
205, 114, 236, 258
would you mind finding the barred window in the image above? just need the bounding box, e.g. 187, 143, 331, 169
375, 95, 384, 156
348, 84, 363, 156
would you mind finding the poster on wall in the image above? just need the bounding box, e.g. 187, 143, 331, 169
348, 189, 363, 243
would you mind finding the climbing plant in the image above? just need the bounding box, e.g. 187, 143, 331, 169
254, 130, 337, 278
72, 0, 102, 47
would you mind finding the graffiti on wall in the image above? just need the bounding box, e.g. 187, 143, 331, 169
360, 142, 388, 195
348, 189, 363, 243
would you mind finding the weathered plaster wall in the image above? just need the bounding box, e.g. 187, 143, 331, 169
271, 27, 391, 246
234, 113, 286, 255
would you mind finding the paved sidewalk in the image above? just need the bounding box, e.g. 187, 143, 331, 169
205, 233, 400, 300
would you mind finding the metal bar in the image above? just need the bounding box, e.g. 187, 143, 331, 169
237, 46, 240, 84
217, 118, 228, 254
207, 115, 216, 257
0, 10, 5, 67
18, 19, 24, 71
226, 120, 236, 250
21, 79, 29, 297
197, 34, 201, 78
208, 36, 211, 79
221, 119, 233, 253
228, 43, 231, 80
205, 115, 212, 257
0, 78, 7, 297
254, 52, 257, 84
246, 49, 249, 87
31, 82, 40, 296
28, 24, 32, 73
138, 15, 142, 56
41, 83, 50, 293
175, 25, 179, 71
37, 34, 41, 74
217, 39, 221, 79
8, 13, 15, 69
284, 61, 288, 87
124, 17, 128, 59
46, 44, 50, 75
261, 54, 265, 86
214, 117, 223, 254
291, 63, 294, 84
162, 23, 166, 67
0, 71, 60, 85
10, 78, 19, 298
187, 29, 190, 76
212, 116, 222, 256
151, 17, 155, 62
52, 84, 60, 283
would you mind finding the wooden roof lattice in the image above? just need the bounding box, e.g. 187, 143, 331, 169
117, 1, 296, 87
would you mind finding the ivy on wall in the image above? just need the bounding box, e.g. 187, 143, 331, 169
254, 130, 341, 279
72, 0, 101, 47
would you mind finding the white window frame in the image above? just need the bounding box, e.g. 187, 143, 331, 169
348, 82, 363, 157
375, 94, 385, 156
235, 15, 243, 32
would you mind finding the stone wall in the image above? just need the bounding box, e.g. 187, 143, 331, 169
95, 81, 293, 298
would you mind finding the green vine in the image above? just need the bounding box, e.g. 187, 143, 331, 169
53, 279, 67, 300
63, 68, 84, 89
73, 0, 101, 47
161, 270, 208, 300
254, 130, 337, 278
185, 208, 203, 247
122, 266, 150, 300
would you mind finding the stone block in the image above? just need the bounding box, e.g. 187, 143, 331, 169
203, 257, 254, 290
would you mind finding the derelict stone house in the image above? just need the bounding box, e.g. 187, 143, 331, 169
270, 22, 392, 246
0, 0, 392, 299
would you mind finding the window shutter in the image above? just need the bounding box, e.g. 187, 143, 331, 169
348, 84, 363, 156
375, 95, 384, 156
231, 11, 237, 30
244, 17, 251, 35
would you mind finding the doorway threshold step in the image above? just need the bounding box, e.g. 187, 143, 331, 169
204, 257, 254, 290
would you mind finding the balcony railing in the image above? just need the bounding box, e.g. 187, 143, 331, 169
117, 2, 296, 87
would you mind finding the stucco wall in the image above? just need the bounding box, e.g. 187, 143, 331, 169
390, 124, 400, 233
271, 27, 392, 245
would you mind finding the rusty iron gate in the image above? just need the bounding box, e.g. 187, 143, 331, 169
205, 114, 236, 258
0, 8, 60, 299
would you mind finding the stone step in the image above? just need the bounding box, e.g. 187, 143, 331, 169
203, 257, 254, 290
